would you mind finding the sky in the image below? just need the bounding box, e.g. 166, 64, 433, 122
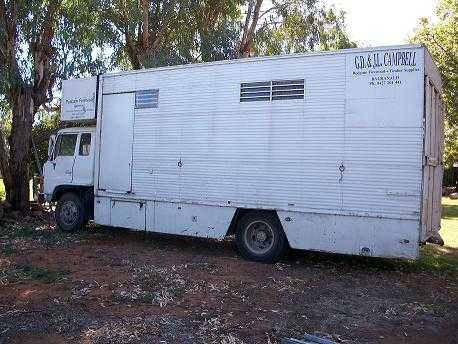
329, 0, 438, 46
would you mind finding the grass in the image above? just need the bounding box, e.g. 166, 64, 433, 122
14, 264, 69, 284
0, 174, 457, 275
0, 179, 4, 200
0, 224, 38, 239
415, 197, 458, 273
441, 197, 458, 247
0, 178, 33, 201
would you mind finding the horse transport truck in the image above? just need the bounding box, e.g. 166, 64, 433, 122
41, 44, 444, 262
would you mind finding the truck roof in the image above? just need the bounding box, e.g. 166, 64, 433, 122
57, 126, 96, 134
103, 44, 425, 79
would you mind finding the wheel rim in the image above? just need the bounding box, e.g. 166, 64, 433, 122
243, 220, 275, 255
60, 200, 79, 226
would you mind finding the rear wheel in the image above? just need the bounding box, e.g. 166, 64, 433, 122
55, 192, 85, 232
235, 212, 286, 263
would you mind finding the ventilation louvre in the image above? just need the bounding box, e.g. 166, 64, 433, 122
272, 79, 304, 100
240, 79, 304, 102
240, 81, 271, 102
135, 89, 159, 108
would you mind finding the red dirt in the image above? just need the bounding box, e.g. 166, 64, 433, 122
0, 223, 457, 343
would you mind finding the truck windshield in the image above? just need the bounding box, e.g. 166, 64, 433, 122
53, 134, 77, 159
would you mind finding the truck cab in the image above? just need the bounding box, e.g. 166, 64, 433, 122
42, 127, 96, 230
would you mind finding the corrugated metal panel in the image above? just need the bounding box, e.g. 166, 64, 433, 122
103, 74, 136, 94
342, 47, 425, 219
343, 128, 423, 217
131, 54, 345, 212
100, 47, 429, 221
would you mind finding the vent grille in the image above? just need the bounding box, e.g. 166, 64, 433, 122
240, 79, 304, 102
272, 79, 304, 100
135, 89, 159, 108
240, 81, 271, 102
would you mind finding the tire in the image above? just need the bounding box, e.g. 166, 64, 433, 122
55, 192, 85, 232
235, 211, 287, 263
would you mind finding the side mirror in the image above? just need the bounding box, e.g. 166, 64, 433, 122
48, 134, 56, 160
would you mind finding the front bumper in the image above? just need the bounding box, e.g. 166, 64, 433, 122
38, 193, 52, 204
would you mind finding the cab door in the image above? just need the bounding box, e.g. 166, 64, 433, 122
46, 133, 78, 190
72, 132, 94, 186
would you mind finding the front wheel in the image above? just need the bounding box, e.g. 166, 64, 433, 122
55, 192, 85, 232
235, 212, 287, 263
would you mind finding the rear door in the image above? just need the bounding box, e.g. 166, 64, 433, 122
421, 76, 444, 240
99, 93, 135, 193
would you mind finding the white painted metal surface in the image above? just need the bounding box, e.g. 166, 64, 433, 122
278, 211, 419, 258
343, 49, 425, 219
43, 128, 95, 200
111, 199, 146, 230
53, 44, 444, 258
72, 131, 95, 186
99, 93, 135, 193
61, 77, 97, 121
147, 202, 235, 239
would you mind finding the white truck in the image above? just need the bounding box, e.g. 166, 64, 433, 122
42, 44, 444, 262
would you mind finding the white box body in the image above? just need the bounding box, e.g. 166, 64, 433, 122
62, 44, 443, 259
61, 77, 97, 121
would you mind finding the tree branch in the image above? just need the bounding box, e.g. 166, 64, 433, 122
239, 0, 263, 57
31, 0, 61, 110
258, 5, 277, 20
140, 0, 150, 50
429, 32, 458, 69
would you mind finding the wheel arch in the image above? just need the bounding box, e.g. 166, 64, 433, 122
226, 208, 286, 237
52, 185, 94, 220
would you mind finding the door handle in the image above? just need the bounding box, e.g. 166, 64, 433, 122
65, 170, 72, 175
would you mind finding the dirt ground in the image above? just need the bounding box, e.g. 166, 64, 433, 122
0, 213, 457, 344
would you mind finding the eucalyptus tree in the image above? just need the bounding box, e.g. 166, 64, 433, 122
0, 0, 106, 211
97, 0, 241, 69
96, 0, 355, 69
238, 0, 356, 57
410, 0, 458, 180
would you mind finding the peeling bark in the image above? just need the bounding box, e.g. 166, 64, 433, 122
237, 0, 263, 58
8, 86, 34, 211
0, 128, 13, 203
0, 0, 61, 212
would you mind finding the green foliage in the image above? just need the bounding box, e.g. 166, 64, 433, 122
32, 110, 59, 174
253, 0, 356, 56
94, 0, 241, 69
0, 0, 107, 90
0, 98, 11, 137
93, 0, 355, 69
0, 178, 5, 200
54, 0, 110, 85
443, 125, 458, 182
410, 0, 458, 171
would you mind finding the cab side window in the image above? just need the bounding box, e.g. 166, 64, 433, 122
79, 133, 91, 156
53, 134, 78, 159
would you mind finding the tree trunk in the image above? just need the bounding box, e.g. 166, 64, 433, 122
238, 0, 263, 58
8, 86, 34, 212
0, 128, 13, 203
